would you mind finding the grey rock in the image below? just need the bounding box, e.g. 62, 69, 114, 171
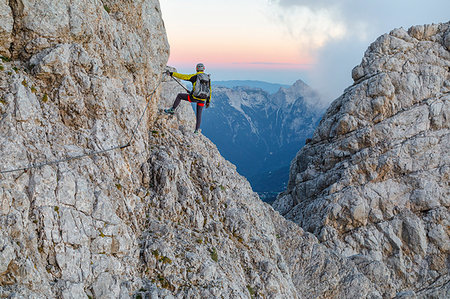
0, 0, 13, 57
274, 22, 450, 297
0, 233, 16, 274
61, 283, 87, 299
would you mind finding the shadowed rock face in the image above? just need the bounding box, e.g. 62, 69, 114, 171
274, 22, 450, 297
0, 1, 379, 298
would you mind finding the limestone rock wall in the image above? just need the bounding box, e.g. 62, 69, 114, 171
0, 0, 169, 297
0, 0, 13, 57
274, 23, 450, 297
0, 1, 379, 298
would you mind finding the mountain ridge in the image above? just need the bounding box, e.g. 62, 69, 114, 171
214, 80, 290, 94
202, 81, 324, 197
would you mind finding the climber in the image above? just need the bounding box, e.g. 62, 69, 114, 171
164, 63, 212, 134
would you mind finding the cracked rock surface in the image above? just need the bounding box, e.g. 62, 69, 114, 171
274, 22, 450, 298
0, 0, 13, 57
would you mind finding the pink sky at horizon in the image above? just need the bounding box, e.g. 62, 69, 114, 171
168, 51, 315, 71
160, 0, 318, 77
160, 0, 450, 101
165, 31, 315, 72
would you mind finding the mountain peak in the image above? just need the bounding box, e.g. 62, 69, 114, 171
292, 79, 308, 88
273, 79, 324, 108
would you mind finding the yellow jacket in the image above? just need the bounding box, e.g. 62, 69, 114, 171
172, 71, 212, 102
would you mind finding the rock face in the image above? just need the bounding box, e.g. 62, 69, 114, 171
0, 1, 379, 298
0, 0, 168, 297
274, 23, 450, 297
0, 0, 13, 57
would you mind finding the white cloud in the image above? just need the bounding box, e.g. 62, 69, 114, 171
268, 4, 347, 54
270, 0, 346, 10
268, 0, 450, 102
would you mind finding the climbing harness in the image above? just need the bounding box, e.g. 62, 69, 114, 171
0, 76, 164, 175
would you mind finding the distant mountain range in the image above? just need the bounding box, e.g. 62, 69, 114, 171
202, 80, 325, 202
214, 80, 290, 94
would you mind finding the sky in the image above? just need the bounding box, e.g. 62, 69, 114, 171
159, 0, 449, 103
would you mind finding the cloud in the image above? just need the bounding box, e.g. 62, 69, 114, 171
267, 4, 347, 55
271, 0, 344, 10
268, 0, 450, 103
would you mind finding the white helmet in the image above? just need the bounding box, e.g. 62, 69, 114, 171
196, 63, 205, 72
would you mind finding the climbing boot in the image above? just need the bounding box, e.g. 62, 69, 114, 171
164, 108, 174, 115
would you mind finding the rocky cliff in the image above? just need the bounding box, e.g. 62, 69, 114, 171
274, 23, 450, 297
1, 0, 169, 296
0, 1, 379, 298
